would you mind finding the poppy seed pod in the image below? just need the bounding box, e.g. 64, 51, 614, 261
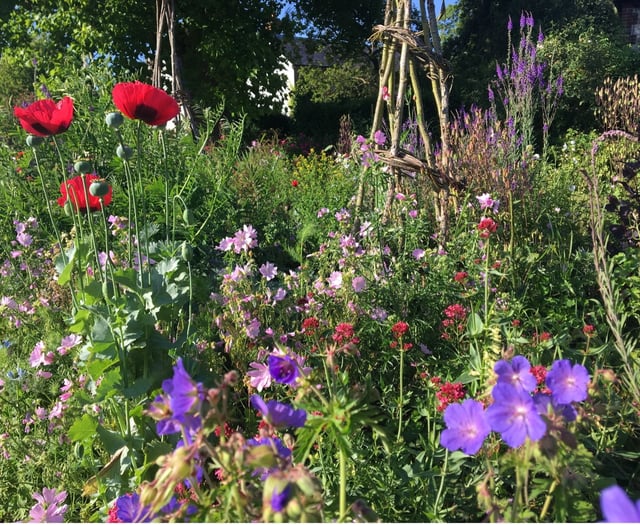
105, 111, 124, 129
26, 135, 44, 147
116, 144, 133, 160
74, 160, 93, 174
89, 180, 110, 197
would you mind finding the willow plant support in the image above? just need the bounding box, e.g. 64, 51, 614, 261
355, 0, 455, 246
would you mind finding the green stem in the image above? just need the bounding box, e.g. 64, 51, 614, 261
338, 442, 347, 521
540, 479, 558, 520
397, 342, 405, 441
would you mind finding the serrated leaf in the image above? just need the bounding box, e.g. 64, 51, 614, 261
68, 413, 98, 442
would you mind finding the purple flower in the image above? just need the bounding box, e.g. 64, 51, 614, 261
233, 224, 258, 253
250, 394, 307, 428
440, 399, 491, 455
600, 485, 640, 522
114, 493, 154, 522
494, 355, 537, 392
486, 383, 547, 448
147, 359, 204, 439
373, 130, 386, 146
259, 261, 278, 281
247, 361, 272, 392
271, 483, 293, 512
533, 392, 577, 422
546, 359, 589, 405
28, 488, 68, 523
267, 354, 299, 386
351, 276, 367, 293
163, 358, 204, 420
247, 436, 292, 460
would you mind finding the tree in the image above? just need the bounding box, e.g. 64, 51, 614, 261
443, 0, 640, 134
0, 0, 294, 121
287, 0, 385, 62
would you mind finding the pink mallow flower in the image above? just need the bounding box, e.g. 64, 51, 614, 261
28, 487, 68, 523
56, 334, 82, 356
29, 341, 55, 368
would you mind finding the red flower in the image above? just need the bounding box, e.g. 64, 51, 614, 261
332, 322, 358, 344
112, 81, 179, 126
14, 97, 74, 136
58, 174, 113, 212
583, 324, 595, 336
391, 321, 409, 338
291, 179, 299, 187
477, 217, 498, 238
453, 271, 468, 283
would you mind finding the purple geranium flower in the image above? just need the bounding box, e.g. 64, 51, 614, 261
533, 392, 577, 422
267, 354, 299, 386
114, 493, 154, 522
250, 394, 307, 428
494, 355, 537, 393
546, 359, 590, 404
486, 383, 547, 448
440, 399, 491, 455
600, 485, 640, 523
162, 358, 204, 421
271, 483, 293, 512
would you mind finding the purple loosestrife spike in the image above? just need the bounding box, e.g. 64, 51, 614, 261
486, 383, 547, 448
507, 15, 513, 31
600, 485, 640, 522
520, 13, 526, 29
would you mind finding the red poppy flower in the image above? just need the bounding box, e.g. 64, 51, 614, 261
57, 174, 112, 212
112, 81, 180, 126
13, 97, 74, 137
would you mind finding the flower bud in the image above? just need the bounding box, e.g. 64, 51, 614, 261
182, 208, 194, 226
105, 111, 124, 128
74, 160, 93, 174
26, 135, 44, 147
89, 180, 110, 197
181, 241, 193, 262
63, 200, 74, 216
116, 144, 133, 160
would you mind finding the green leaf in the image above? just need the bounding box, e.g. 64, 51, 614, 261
467, 313, 484, 337
96, 424, 127, 455
68, 413, 98, 442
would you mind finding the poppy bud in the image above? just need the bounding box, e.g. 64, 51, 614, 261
26, 135, 44, 147
181, 241, 193, 262
63, 200, 74, 216
74, 160, 93, 174
116, 144, 133, 160
89, 180, 110, 197
105, 111, 124, 129
182, 208, 194, 226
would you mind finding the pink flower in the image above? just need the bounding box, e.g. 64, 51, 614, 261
381, 86, 391, 102
56, 334, 82, 355
328, 271, 343, 289
259, 262, 278, 281
351, 276, 367, 293
28, 487, 68, 523
247, 361, 272, 392
29, 341, 55, 367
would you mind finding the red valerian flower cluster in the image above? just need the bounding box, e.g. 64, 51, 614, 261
477, 217, 498, 238
112, 81, 180, 126
14, 97, 74, 136
57, 174, 113, 212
